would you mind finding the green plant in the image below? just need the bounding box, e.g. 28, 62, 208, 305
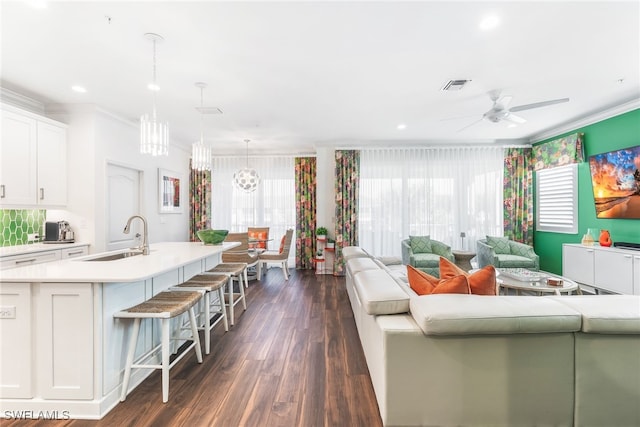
316, 226, 328, 236
327, 237, 335, 244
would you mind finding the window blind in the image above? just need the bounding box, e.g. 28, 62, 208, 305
536, 164, 578, 233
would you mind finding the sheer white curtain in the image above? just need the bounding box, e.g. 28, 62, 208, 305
359, 147, 504, 257
211, 156, 296, 252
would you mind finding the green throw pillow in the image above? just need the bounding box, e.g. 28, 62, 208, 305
410, 235, 432, 254
486, 236, 510, 254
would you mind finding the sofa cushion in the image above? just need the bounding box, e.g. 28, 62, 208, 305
486, 236, 510, 254
354, 269, 410, 315
550, 295, 640, 334
439, 257, 497, 295
342, 246, 370, 261
407, 265, 470, 295
347, 257, 380, 276
411, 253, 440, 268
409, 235, 432, 254
410, 295, 582, 335
495, 254, 536, 269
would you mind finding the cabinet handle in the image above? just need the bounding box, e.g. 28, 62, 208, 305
0, 184, 4, 198
16, 258, 37, 265
40, 188, 45, 200
67, 250, 84, 256
624, 255, 632, 258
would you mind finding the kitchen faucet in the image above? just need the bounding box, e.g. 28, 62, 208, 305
123, 215, 150, 255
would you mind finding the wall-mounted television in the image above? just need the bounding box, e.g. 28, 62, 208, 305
588, 145, 640, 219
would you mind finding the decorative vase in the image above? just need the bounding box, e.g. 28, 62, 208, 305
599, 230, 612, 247
581, 233, 594, 246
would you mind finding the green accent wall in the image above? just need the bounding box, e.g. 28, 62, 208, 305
534, 109, 640, 274
0, 209, 46, 246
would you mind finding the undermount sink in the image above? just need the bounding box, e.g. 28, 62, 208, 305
81, 251, 144, 261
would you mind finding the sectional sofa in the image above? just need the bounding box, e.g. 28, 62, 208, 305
342, 246, 640, 427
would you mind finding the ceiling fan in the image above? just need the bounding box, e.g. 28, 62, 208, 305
458, 91, 569, 131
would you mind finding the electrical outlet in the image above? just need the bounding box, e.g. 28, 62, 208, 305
0, 306, 16, 319
27, 233, 39, 242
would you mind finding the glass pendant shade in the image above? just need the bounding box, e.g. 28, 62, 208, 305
140, 32, 169, 156
233, 139, 260, 192
140, 108, 169, 156
192, 141, 211, 171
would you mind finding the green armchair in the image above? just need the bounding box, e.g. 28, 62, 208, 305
401, 236, 454, 278
476, 237, 539, 270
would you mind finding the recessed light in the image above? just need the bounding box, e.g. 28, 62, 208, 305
479, 15, 500, 31
397, 124, 407, 130
148, 83, 160, 91
507, 123, 517, 128
71, 85, 87, 93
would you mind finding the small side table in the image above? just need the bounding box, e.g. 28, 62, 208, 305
313, 257, 325, 274
452, 250, 475, 272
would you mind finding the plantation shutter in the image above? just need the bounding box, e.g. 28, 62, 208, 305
536, 164, 578, 233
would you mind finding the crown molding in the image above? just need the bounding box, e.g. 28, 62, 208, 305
0, 87, 45, 114
528, 98, 640, 143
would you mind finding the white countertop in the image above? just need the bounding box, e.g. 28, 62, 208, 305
0, 241, 239, 283
0, 242, 90, 257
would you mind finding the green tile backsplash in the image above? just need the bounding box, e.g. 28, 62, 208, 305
0, 209, 46, 247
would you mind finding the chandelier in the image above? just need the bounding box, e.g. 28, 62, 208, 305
233, 139, 260, 192
191, 82, 212, 171
140, 33, 169, 156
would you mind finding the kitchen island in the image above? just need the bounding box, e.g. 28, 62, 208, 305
0, 241, 239, 420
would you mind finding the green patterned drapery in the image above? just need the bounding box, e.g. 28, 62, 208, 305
294, 157, 316, 269
334, 150, 360, 275
532, 132, 584, 171
189, 160, 212, 242
503, 147, 534, 245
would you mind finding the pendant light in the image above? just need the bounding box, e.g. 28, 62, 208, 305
233, 139, 260, 192
140, 32, 169, 156
191, 82, 212, 171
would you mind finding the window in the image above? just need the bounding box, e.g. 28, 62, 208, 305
536, 164, 578, 233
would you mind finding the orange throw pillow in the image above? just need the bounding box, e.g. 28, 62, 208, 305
407, 265, 470, 295
439, 257, 497, 295
279, 235, 286, 253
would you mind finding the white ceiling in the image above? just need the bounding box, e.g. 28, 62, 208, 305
1, 1, 639, 155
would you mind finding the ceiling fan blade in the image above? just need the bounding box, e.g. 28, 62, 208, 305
503, 112, 527, 124
497, 95, 513, 108
439, 113, 479, 122
510, 98, 569, 112
457, 117, 484, 132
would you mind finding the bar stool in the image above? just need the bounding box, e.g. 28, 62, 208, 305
114, 290, 204, 403
172, 273, 229, 354
205, 262, 247, 325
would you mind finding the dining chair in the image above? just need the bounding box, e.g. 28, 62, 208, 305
258, 229, 294, 280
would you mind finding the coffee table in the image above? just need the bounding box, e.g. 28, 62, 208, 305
497, 268, 582, 296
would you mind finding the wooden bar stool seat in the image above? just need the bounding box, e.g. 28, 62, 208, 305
114, 290, 204, 403
172, 274, 229, 354
206, 262, 247, 325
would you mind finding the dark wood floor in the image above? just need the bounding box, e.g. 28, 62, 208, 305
7, 269, 383, 427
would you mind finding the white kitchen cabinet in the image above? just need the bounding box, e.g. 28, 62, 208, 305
0, 282, 32, 398
0, 105, 67, 207
0, 250, 61, 270
563, 244, 639, 295
60, 245, 89, 259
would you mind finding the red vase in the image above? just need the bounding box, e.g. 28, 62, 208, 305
599, 230, 612, 247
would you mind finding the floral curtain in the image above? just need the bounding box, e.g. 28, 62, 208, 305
189, 159, 211, 241
503, 147, 533, 245
532, 132, 584, 171
334, 150, 360, 275
294, 157, 316, 269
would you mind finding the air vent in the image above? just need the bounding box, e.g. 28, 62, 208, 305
441, 79, 471, 91
196, 107, 223, 114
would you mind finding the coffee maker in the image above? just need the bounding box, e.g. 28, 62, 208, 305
43, 221, 75, 243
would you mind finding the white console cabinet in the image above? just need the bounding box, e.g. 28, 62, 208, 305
0, 105, 67, 207
562, 244, 639, 295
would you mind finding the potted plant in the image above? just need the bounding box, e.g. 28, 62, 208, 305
326, 237, 335, 249
316, 226, 328, 240
316, 250, 324, 259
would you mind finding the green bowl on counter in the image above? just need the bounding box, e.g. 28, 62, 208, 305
196, 229, 229, 245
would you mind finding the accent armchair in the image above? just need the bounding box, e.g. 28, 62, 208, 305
401, 236, 455, 278
477, 236, 540, 270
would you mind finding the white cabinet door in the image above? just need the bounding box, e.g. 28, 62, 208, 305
0, 110, 37, 205
36, 121, 67, 206
562, 244, 595, 286
594, 250, 634, 294
60, 245, 89, 259
634, 255, 640, 295
36, 283, 93, 399
0, 250, 61, 270
0, 282, 32, 398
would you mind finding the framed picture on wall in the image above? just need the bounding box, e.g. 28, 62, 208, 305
158, 168, 183, 213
